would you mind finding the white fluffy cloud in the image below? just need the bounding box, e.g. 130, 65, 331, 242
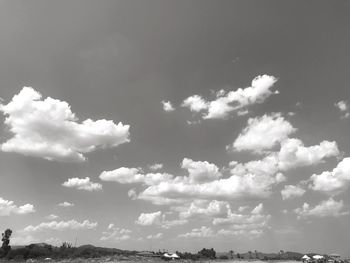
334, 100, 350, 119
147, 233, 163, 239
294, 198, 349, 219
24, 219, 97, 232
182, 95, 208, 112
309, 157, 350, 195
100, 167, 173, 186
182, 75, 278, 119
0, 87, 130, 162
138, 173, 281, 203
46, 214, 59, 220
135, 211, 162, 226
181, 158, 222, 183
178, 226, 214, 238
135, 210, 187, 228
162, 100, 175, 112
213, 204, 270, 228
136, 156, 286, 203
217, 228, 264, 239
132, 136, 337, 203
281, 185, 306, 200
233, 113, 296, 153
277, 138, 339, 171
62, 177, 102, 191
179, 200, 230, 219
251, 203, 264, 214
161, 218, 188, 229
149, 163, 163, 171
0, 197, 35, 216
100, 224, 132, 241
58, 201, 74, 207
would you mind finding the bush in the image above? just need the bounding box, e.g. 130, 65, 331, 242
5, 248, 30, 260
198, 248, 216, 259
219, 255, 229, 260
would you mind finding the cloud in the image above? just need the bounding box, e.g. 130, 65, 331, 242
294, 198, 349, 219
62, 177, 102, 191
24, 219, 97, 232
281, 185, 306, 200
161, 100, 175, 112
100, 224, 132, 241
251, 203, 264, 214
46, 214, 59, 220
0, 87, 130, 162
233, 139, 338, 176
181, 158, 222, 183
161, 218, 188, 229
147, 233, 163, 239
58, 201, 74, 207
213, 204, 270, 229
100, 167, 173, 186
138, 173, 281, 203
182, 75, 278, 119
182, 95, 208, 112
335, 100, 350, 119
135, 210, 187, 228
148, 163, 163, 171
277, 138, 339, 171
135, 211, 162, 226
135, 135, 337, 203
136, 156, 286, 203
217, 228, 264, 239
0, 197, 35, 216
233, 113, 296, 153
309, 157, 350, 195
179, 200, 230, 219
178, 226, 214, 238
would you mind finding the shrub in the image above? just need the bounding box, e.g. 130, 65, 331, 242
5, 248, 30, 260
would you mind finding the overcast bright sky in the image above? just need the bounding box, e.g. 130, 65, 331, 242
1, 0, 350, 257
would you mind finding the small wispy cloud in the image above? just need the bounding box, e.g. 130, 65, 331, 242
62, 177, 102, 191
161, 100, 175, 112
335, 100, 350, 119
58, 201, 74, 207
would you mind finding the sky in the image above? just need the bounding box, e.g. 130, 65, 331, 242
0, 0, 350, 257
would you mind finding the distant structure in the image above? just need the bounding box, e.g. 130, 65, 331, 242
162, 253, 180, 260
329, 254, 341, 263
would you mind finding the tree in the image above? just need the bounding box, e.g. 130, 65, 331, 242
1, 229, 12, 255
198, 248, 216, 259
229, 250, 234, 259
60, 242, 72, 250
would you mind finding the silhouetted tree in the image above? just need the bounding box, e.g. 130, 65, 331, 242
1, 229, 12, 256
198, 248, 216, 259
229, 250, 234, 259
60, 241, 72, 250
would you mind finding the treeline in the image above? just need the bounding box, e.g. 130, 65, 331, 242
175, 249, 303, 261
1, 243, 137, 261
176, 248, 217, 260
